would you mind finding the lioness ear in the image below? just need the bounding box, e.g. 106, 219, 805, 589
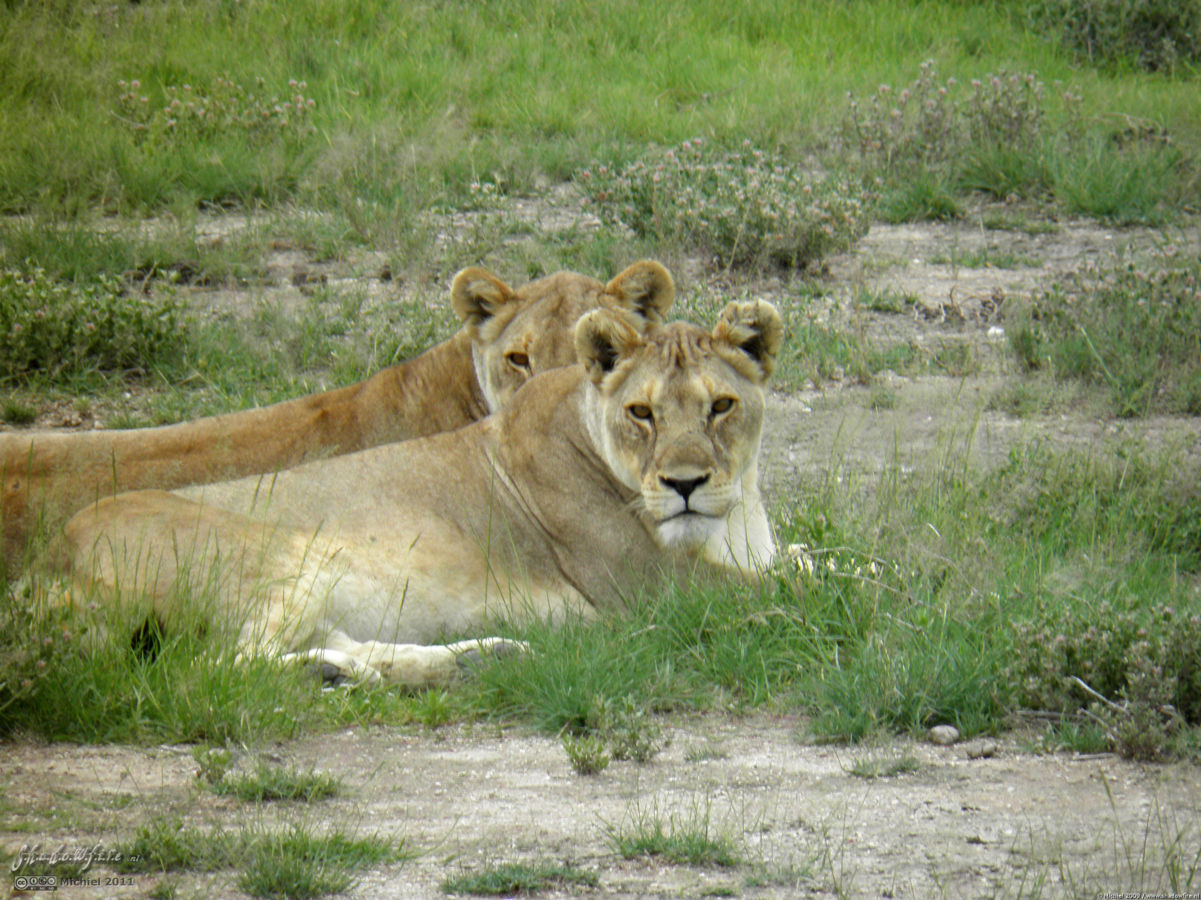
451, 267, 516, 330
604, 260, 674, 326
712, 300, 784, 381
574, 308, 645, 385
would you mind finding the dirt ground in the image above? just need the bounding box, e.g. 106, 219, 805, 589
4, 715, 1201, 899
3, 206, 1201, 898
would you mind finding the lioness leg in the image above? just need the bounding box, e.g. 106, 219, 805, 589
279, 633, 527, 687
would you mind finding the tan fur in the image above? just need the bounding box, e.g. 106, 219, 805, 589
1, 262, 674, 571
64, 301, 781, 686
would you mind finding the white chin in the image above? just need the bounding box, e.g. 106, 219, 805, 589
657, 514, 724, 550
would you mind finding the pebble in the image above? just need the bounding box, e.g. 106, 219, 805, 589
928, 724, 960, 746
965, 740, 999, 760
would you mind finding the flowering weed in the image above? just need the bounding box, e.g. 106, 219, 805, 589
578, 139, 873, 271
115, 76, 316, 146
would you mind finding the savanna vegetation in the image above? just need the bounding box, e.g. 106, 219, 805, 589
1, 0, 1199, 896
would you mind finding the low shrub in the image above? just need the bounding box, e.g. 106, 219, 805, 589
0, 266, 187, 381
578, 139, 873, 271
1025, 0, 1201, 73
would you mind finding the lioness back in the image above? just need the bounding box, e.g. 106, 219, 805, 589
1, 261, 674, 571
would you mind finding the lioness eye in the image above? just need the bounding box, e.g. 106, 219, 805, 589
711, 397, 735, 415
506, 351, 530, 370
628, 404, 653, 421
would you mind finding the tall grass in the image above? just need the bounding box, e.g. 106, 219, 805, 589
462, 436, 1201, 750
1009, 252, 1201, 416
1, 0, 1195, 217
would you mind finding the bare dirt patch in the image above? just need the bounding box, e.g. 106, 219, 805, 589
3, 715, 1200, 898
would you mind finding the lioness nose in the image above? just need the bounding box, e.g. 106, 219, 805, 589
660, 475, 709, 501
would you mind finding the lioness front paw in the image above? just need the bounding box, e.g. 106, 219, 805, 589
279, 649, 383, 688
452, 637, 529, 675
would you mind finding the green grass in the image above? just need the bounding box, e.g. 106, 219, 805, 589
1009, 253, 1201, 416
1, 0, 1195, 220
441, 861, 598, 895
8, 429, 1196, 756
928, 247, 1042, 269
846, 752, 921, 779
458, 434, 1201, 753
605, 802, 742, 867
0, 271, 460, 425
112, 818, 405, 899
212, 765, 343, 803
0, 578, 482, 743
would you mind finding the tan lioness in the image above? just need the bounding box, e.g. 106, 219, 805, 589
64, 300, 782, 686
1, 261, 674, 569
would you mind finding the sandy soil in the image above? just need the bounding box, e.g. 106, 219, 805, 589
2, 205, 1200, 898
3, 716, 1200, 898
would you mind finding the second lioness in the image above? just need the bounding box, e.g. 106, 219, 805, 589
66, 300, 782, 687
0, 261, 673, 568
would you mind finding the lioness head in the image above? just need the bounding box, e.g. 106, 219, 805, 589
452, 260, 675, 413
576, 300, 783, 572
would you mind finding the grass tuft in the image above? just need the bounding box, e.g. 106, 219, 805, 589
441, 860, 598, 895
605, 801, 741, 867
847, 752, 921, 779
1008, 252, 1201, 416
213, 764, 342, 803
114, 818, 404, 899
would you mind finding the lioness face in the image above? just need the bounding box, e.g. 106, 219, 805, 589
452, 261, 675, 413
577, 300, 783, 556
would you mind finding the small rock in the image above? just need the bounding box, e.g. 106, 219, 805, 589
965, 740, 999, 760
928, 725, 960, 746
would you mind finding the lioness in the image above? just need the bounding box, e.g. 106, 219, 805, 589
65, 300, 782, 687
1, 261, 674, 570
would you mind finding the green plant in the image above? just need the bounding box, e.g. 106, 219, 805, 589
562, 733, 611, 775
0, 267, 188, 382
587, 694, 665, 763
1051, 140, 1181, 225
212, 763, 342, 803
235, 831, 351, 900
115, 818, 403, 899
847, 753, 921, 779
114, 818, 241, 873
561, 694, 664, 774
441, 860, 598, 895
579, 139, 873, 271
115, 75, 316, 147
411, 688, 461, 729
0, 398, 36, 424
0, 582, 75, 721
192, 746, 233, 787
605, 801, 741, 867
146, 879, 179, 900
1025, 0, 1201, 72
1008, 253, 1201, 415
843, 61, 1065, 178
835, 59, 1195, 220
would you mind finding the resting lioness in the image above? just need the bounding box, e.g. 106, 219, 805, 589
1, 261, 674, 570
64, 300, 781, 686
